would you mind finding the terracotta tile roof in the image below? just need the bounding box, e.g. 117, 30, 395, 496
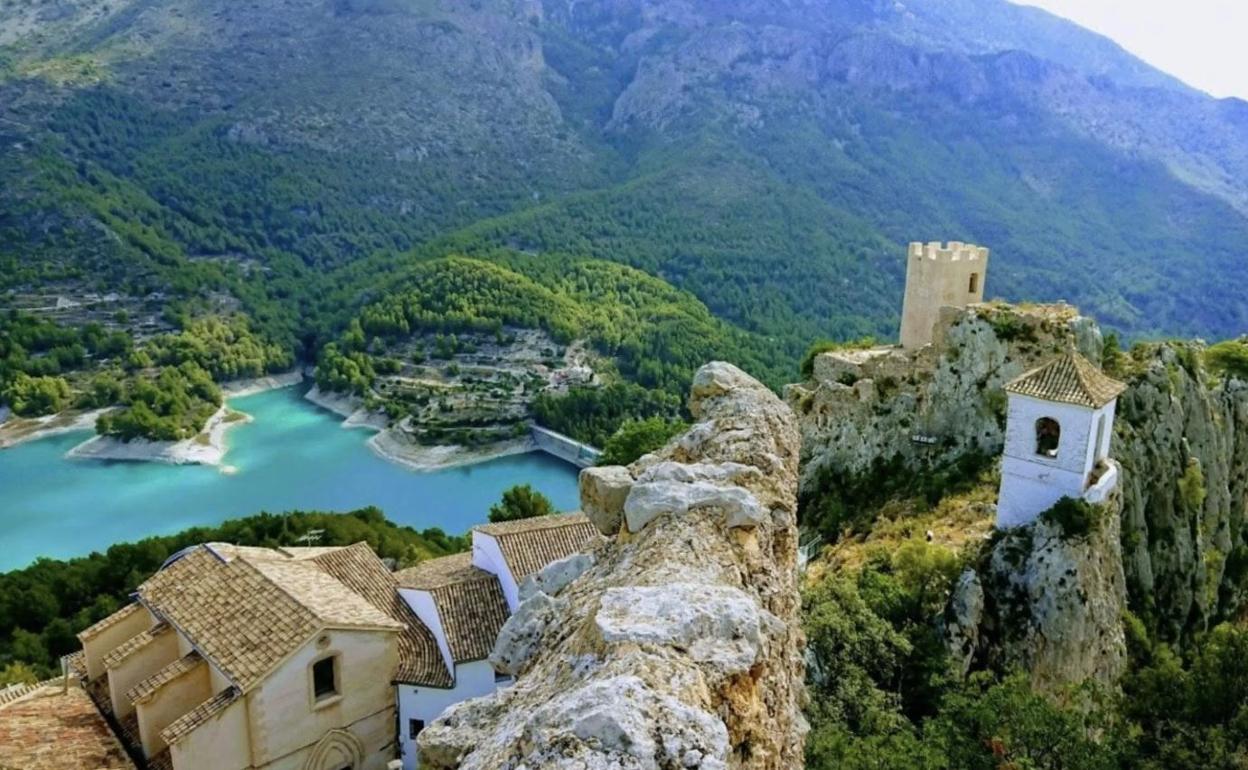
1006, 353, 1127, 408
160, 687, 240, 747
125, 651, 204, 705
434, 577, 510, 665
474, 513, 603, 579
310, 544, 451, 688
0, 683, 134, 770
101, 623, 170, 670
397, 553, 511, 664
137, 546, 401, 692
246, 557, 401, 630
278, 546, 345, 559
62, 651, 86, 680
77, 603, 143, 643
395, 552, 479, 589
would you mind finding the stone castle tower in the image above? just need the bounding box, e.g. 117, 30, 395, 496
899, 241, 989, 349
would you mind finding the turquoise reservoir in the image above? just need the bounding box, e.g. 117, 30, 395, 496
0, 386, 581, 572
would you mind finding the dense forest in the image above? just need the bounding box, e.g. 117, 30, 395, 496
0, 508, 466, 683
307, 254, 790, 443
0, 310, 290, 440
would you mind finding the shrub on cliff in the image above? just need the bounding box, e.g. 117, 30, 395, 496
1039, 497, 1105, 539
1205, 339, 1248, 381
599, 416, 688, 466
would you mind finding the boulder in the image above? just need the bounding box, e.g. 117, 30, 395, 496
489, 591, 565, 677
519, 551, 596, 603
580, 465, 634, 535
596, 584, 766, 676
623, 480, 765, 532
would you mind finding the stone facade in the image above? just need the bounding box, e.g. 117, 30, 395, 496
899, 241, 989, 349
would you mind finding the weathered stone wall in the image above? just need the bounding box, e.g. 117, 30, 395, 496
418, 362, 806, 770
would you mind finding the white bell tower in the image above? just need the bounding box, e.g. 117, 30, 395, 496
996, 353, 1127, 529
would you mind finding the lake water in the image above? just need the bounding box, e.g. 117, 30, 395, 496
0, 386, 581, 572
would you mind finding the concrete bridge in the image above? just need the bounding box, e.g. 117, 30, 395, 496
530, 425, 602, 469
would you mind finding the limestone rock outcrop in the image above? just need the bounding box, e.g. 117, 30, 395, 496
786, 302, 1101, 493
1113, 345, 1248, 639
419, 362, 806, 769
945, 486, 1129, 694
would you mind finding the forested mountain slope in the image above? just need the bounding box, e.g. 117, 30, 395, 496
3, 0, 1248, 395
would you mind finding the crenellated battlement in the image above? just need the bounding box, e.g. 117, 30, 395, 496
909, 241, 989, 262
900, 240, 990, 349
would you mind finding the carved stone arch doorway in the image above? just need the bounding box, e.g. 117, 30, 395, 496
304, 728, 365, 770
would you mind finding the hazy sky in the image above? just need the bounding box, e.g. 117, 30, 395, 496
1015, 0, 1248, 100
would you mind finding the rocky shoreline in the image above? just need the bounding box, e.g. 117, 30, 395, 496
0, 408, 109, 450
368, 430, 538, 473
221, 369, 305, 398
65, 406, 252, 467
304, 383, 542, 472
302, 384, 388, 430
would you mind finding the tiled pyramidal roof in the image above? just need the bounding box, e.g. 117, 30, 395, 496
1005, 352, 1127, 408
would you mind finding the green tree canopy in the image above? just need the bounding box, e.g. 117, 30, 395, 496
488, 484, 555, 523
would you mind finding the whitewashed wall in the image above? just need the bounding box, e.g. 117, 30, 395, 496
471, 534, 519, 611
398, 661, 503, 770
997, 394, 1113, 528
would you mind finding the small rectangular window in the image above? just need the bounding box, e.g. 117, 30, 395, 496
313, 656, 337, 700
969, 273, 980, 293
409, 719, 425, 740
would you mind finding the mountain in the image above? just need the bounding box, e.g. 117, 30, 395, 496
3, 0, 1248, 389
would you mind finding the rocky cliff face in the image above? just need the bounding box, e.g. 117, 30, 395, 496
1114, 345, 1248, 640
792, 301, 1248, 660
418, 362, 806, 769
945, 486, 1129, 694
786, 302, 1102, 493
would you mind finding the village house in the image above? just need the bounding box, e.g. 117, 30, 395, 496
62, 512, 601, 770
